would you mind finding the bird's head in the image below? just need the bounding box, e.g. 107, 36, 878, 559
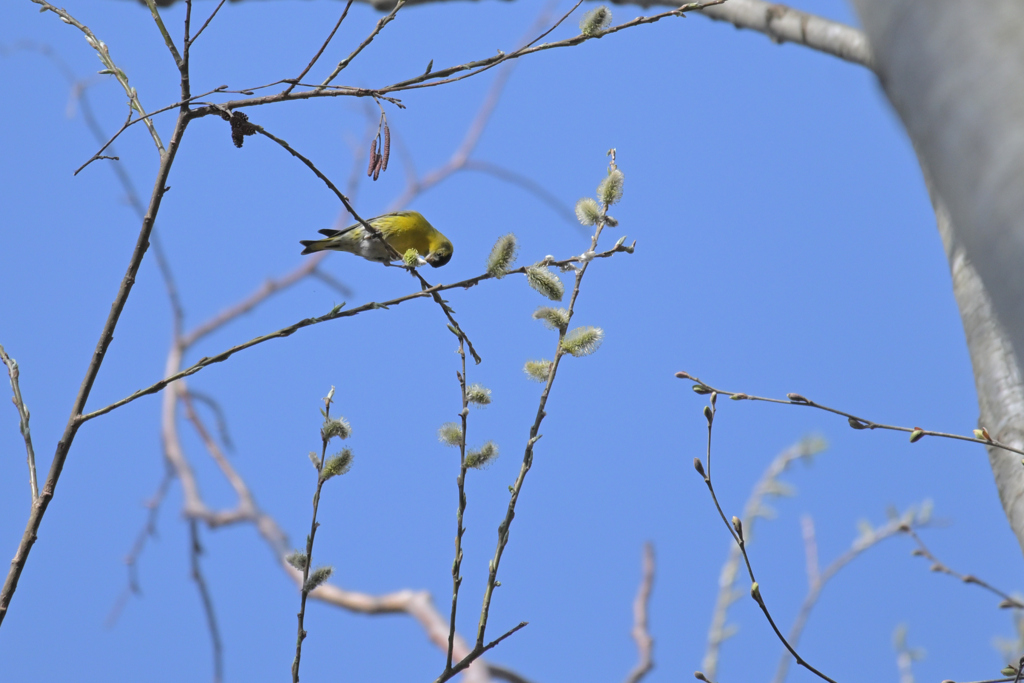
426, 241, 454, 268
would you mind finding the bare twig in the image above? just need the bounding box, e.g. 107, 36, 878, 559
285, 0, 356, 95
436, 622, 529, 683
624, 543, 656, 683
487, 664, 539, 683
676, 371, 1024, 457
702, 437, 826, 679
0, 345, 38, 502
319, 0, 407, 88
182, 253, 329, 347
188, 0, 229, 48
142, 0, 184, 68
903, 526, 1024, 610
31, 2, 165, 158
693, 393, 837, 683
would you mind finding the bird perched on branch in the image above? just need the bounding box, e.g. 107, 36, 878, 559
299, 211, 454, 268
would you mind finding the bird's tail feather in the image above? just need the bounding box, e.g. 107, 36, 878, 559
299, 239, 325, 255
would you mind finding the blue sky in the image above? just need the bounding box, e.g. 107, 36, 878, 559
1, 1, 1019, 682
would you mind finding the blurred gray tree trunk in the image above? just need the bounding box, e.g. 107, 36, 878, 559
852, 1, 1024, 555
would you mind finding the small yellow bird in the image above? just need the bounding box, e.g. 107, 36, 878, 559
299, 211, 454, 268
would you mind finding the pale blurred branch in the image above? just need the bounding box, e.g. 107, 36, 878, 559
774, 506, 934, 683
105, 465, 175, 627
623, 543, 656, 683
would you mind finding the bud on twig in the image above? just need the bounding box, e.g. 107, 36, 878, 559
693, 458, 706, 478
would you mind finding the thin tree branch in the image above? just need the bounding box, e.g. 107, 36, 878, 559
693, 394, 837, 683
80, 243, 633, 424
0, 345, 38, 502
903, 526, 1024, 610
188, 0, 229, 49
676, 371, 1024, 457
182, 253, 328, 347
31, 2, 166, 157
319, 0, 406, 88
701, 437, 826, 680
285, 0, 356, 96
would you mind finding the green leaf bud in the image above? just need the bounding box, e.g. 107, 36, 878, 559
304, 565, 334, 592
438, 422, 464, 447
579, 5, 612, 36
466, 441, 499, 469
466, 383, 492, 406
692, 385, 712, 395
848, 417, 869, 429
532, 306, 570, 331
909, 428, 925, 443
560, 326, 604, 357
524, 360, 552, 382
597, 168, 624, 206
526, 265, 564, 301
486, 233, 518, 278
574, 197, 602, 225
750, 582, 762, 603
321, 448, 353, 481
